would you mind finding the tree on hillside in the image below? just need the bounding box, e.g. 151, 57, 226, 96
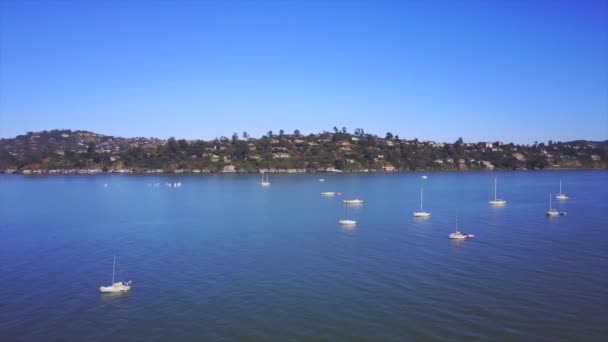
294, 129, 301, 137
178, 139, 188, 150
385, 132, 393, 140
342, 127, 347, 134
333, 126, 338, 133
279, 129, 284, 137
167, 137, 178, 154
267, 130, 273, 138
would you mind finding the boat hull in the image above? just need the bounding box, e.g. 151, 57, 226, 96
100, 282, 131, 293
413, 212, 431, 217
339, 219, 356, 225
489, 200, 507, 206
450, 233, 474, 239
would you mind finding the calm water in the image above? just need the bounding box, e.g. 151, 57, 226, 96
1, 171, 607, 341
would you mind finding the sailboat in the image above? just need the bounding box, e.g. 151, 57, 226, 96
260, 172, 270, 186
99, 256, 131, 293
556, 180, 569, 200
488, 177, 507, 205
546, 193, 566, 216
343, 198, 363, 204
339, 203, 357, 225
449, 215, 474, 239
413, 188, 431, 217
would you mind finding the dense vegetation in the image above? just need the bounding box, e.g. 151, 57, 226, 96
1, 129, 606, 173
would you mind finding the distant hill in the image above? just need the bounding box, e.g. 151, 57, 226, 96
565, 140, 608, 149
1, 129, 606, 173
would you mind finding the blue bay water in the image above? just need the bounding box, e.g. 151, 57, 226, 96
1, 171, 607, 341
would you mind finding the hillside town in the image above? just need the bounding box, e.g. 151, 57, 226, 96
0, 129, 606, 174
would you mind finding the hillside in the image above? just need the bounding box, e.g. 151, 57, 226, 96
1, 129, 606, 173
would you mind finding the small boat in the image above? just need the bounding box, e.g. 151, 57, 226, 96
100, 256, 132, 293
339, 203, 356, 226
546, 193, 566, 216
260, 172, 271, 186
555, 180, 569, 200
488, 177, 507, 206
321, 192, 336, 196
413, 188, 431, 217
103, 183, 108, 187
319, 178, 325, 182
450, 231, 475, 239
343, 199, 363, 205
449, 216, 474, 239
422, 175, 428, 179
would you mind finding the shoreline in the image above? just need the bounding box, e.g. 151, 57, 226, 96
1, 168, 605, 176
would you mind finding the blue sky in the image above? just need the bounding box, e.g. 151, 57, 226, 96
1, 1, 607, 143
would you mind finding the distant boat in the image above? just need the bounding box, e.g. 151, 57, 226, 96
546, 193, 566, 216
556, 180, 569, 200
260, 172, 270, 186
413, 188, 431, 217
422, 175, 428, 179
321, 192, 336, 196
343, 199, 363, 205
449, 215, 474, 239
319, 178, 325, 182
99, 256, 131, 293
339, 203, 356, 226
103, 183, 108, 187
488, 177, 507, 206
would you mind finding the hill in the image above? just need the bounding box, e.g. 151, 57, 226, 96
1, 129, 606, 173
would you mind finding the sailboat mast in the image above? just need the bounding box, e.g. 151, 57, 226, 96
494, 177, 497, 200
549, 193, 552, 210
112, 256, 116, 284
560, 180, 562, 194
420, 188, 424, 211
344, 204, 348, 219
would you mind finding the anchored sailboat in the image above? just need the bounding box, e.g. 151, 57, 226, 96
556, 180, 569, 200
449, 215, 474, 239
413, 188, 431, 217
339, 203, 357, 225
99, 256, 131, 293
260, 172, 270, 186
488, 177, 507, 206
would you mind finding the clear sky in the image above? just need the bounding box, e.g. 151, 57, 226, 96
1, 0, 607, 143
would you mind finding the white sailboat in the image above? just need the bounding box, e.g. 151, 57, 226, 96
488, 177, 507, 206
260, 172, 270, 186
449, 215, 474, 239
413, 188, 431, 217
546, 193, 559, 216
321, 192, 336, 196
343, 198, 363, 205
546, 193, 566, 216
556, 180, 569, 200
339, 203, 357, 225
99, 256, 131, 293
